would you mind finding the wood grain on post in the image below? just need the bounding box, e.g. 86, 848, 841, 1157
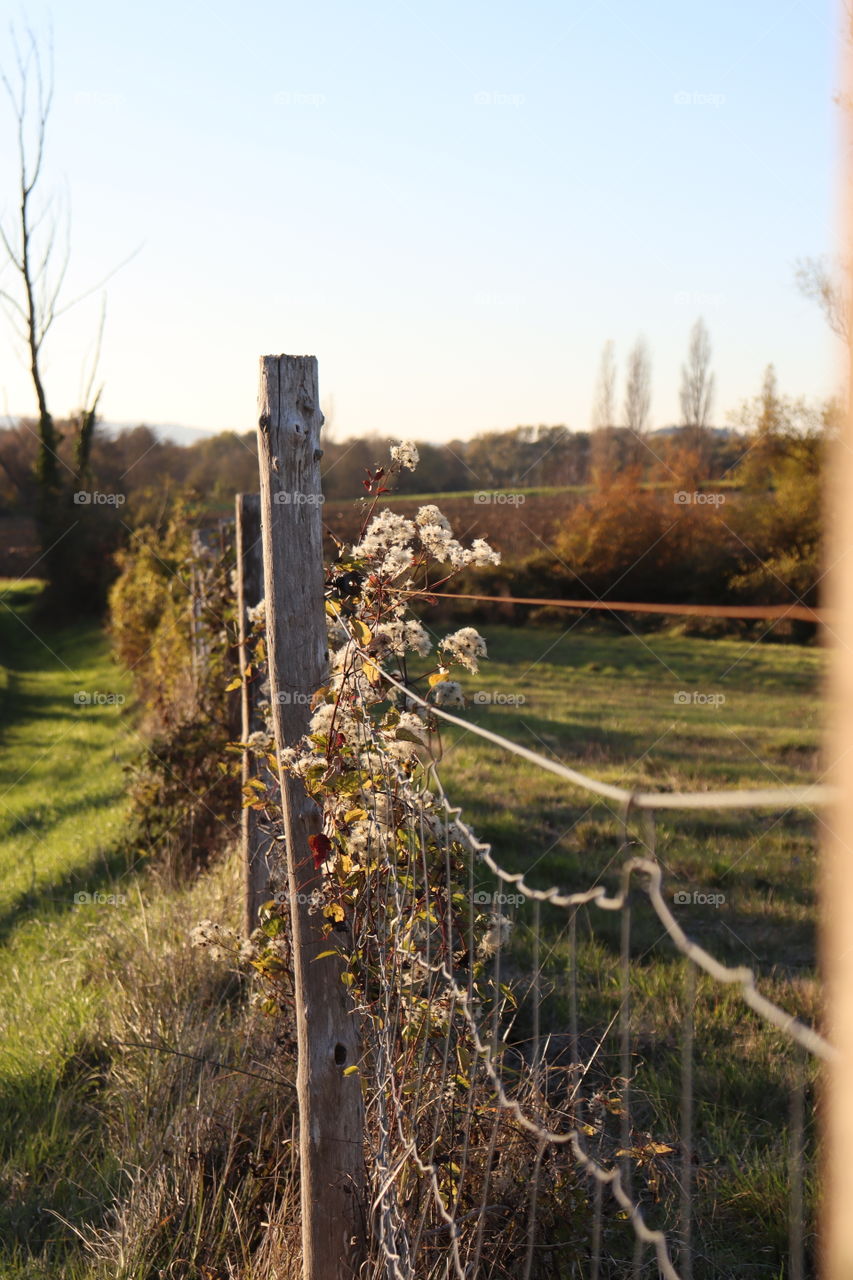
821, 355, 853, 1267
236, 493, 270, 935
256, 355, 366, 1280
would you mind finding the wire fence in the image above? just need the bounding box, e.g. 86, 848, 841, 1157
245, 356, 827, 1280
245, 592, 826, 1277
321, 639, 827, 1279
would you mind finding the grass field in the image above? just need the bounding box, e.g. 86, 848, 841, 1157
0, 585, 824, 1277
429, 622, 823, 1276
0, 583, 289, 1280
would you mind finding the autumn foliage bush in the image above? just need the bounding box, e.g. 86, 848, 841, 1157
109, 493, 240, 878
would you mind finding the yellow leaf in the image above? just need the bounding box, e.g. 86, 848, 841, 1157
343, 1065, 359, 1076
325, 599, 342, 617
647, 1143, 674, 1156
351, 618, 372, 645
313, 950, 338, 960
225, 677, 242, 692
428, 671, 449, 687
323, 902, 345, 922
344, 807, 368, 824
363, 659, 381, 685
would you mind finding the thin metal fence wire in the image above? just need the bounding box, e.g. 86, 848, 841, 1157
284, 636, 827, 1278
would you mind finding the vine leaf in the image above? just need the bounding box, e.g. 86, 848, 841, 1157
308, 832, 333, 869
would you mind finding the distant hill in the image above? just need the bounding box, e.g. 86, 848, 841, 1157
650, 424, 736, 439
101, 420, 224, 447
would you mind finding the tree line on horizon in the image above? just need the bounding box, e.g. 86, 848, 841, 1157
0, 24, 842, 623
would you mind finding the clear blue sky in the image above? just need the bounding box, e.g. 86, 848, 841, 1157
0, 0, 841, 442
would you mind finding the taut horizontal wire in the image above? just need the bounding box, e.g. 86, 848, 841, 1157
365, 656, 834, 813
419, 591, 826, 626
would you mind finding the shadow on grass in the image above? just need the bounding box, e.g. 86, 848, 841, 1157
0, 837, 145, 949
0, 1051, 120, 1262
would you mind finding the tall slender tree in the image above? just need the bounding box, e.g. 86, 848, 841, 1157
679, 317, 715, 432
624, 336, 652, 437
590, 339, 620, 480
591, 339, 617, 431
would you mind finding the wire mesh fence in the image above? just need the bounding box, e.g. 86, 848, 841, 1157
241, 355, 828, 1279
242, 584, 826, 1278
321, 644, 826, 1279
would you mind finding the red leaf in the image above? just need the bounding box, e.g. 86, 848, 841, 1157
308, 832, 333, 870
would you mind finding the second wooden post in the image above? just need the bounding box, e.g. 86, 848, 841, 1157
255, 354, 365, 1280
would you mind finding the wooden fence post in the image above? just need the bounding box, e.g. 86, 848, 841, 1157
821, 29, 853, 1272
236, 493, 271, 935
256, 355, 366, 1280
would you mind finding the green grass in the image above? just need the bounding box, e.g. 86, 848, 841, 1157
430, 623, 822, 1276
0, 588, 824, 1277
0, 580, 138, 1269
0, 582, 295, 1280
332, 478, 745, 505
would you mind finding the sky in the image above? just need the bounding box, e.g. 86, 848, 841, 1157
0, 0, 842, 444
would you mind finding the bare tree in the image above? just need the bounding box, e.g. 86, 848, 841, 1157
757, 363, 780, 435
589, 339, 620, 480
795, 256, 849, 342
0, 27, 67, 500
0, 26, 127, 609
624, 336, 652, 437
591, 339, 617, 430
679, 317, 715, 431
0, 30, 127, 500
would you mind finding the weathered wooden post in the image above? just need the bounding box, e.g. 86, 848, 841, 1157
821, 31, 853, 1272
235, 493, 271, 935
256, 355, 365, 1280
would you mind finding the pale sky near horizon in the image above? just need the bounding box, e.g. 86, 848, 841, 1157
0, 0, 842, 444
